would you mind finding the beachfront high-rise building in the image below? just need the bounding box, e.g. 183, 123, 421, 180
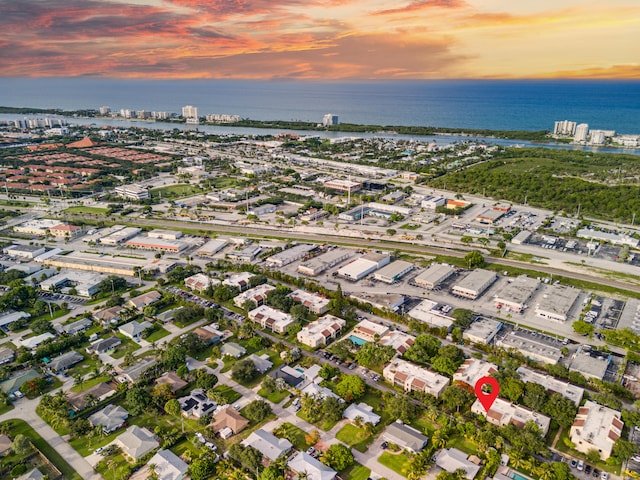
574, 123, 589, 142
553, 120, 576, 136
589, 130, 606, 145
322, 113, 339, 127
99, 106, 111, 115
182, 105, 199, 119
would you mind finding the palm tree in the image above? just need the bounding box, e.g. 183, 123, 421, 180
297, 471, 309, 480
364, 422, 375, 437
534, 462, 555, 480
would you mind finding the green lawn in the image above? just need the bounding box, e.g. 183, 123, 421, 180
378, 451, 410, 477
110, 334, 142, 359
0, 419, 81, 480
336, 423, 373, 453
210, 384, 242, 404
70, 427, 125, 457
95, 453, 132, 479
342, 462, 371, 480
0, 403, 14, 415
69, 374, 112, 393
145, 325, 171, 343
447, 436, 479, 456
258, 387, 290, 404
64, 206, 111, 215
150, 184, 202, 199
273, 422, 313, 451
297, 409, 339, 432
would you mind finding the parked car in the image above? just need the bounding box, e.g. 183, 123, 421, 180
593, 469, 600, 478
585, 465, 592, 475
381, 442, 388, 450
577, 460, 584, 471
601, 472, 609, 480
307, 447, 315, 455
570, 459, 578, 468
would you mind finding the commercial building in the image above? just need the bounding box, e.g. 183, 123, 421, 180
380, 330, 415, 354
100, 227, 142, 245
288, 289, 330, 315
570, 400, 623, 460
569, 346, 611, 381
43, 250, 148, 276
453, 358, 498, 388
338, 205, 371, 221
298, 248, 352, 276
297, 315, 346, 348
407, 299, 454, 329
367, 202, 413, 216
471, 397, 551, 435
452, 269, 498, 299
125, 235, 186, 253
233, 284, 275, 308
196, 238, 229, 256
382, 421, 429, 453
227, 245, 262, 262
495, 329, 562, 365
247, 204, 277, 216
349, 319, 389, 344
323, 179, 362, 193
349, 292, 405, 312
383, 359, 450, 398
463, 318, 504, 345
248, 305, 295, 334
40, 271, 106, 296
511, 230, 531, 245
3, 244, 46, 260
435, 448, 481, 480
148, 229, 183, 240
13, 219, 61, 236
516, 366, 584, 406
421, 195, 446, 209
336, 252, 391, 281
373, 260, 414, 284
49, 223, 83, 239
577, 229, 639, 248
114, 184, 149, 200
494, 276, 540, 313
475, 209, 505, 225
266, 244, 316, 267
414, 263, 456, 289
534, 284, 581, 322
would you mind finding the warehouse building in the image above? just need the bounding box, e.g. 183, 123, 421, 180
421, 195, 446, 209
297, 315, 346, 348
495, 329, 563, 365
336, 252, 391, 281
125, 235, 187, 253
366, 202, 413, 216
534, 284, 581, 322
407, 299, 454, 329
463, 318, 503, 345
227, 245, 262, 262
338, 206, 371, 221
100, 227, 142, 246
471, 397, 551, 435
451, 269, 498, 300
43, 251, 149, 276
569, 346, 611, 381
374, 260, 414, 284
266, 244, 316, 267
248, 204, 277, 216
114, 184, 149, 200
475, 209, 504, 225
40, 271, 106, 297
494, 275, 540, 313
298, 248, 352, 276
148, 229, 183, 240
323, 179, 361, 193
414, 263, 456, 289
196, 238, 229, 257
383, 359, 450, 398
13, 219, 61, 236
4, 244, 46, 260
516, 366, 584, 406
511, 230, 531, 245
349, 292, 405, 312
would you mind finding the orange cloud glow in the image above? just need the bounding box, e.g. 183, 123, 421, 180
0, 0, 638, 78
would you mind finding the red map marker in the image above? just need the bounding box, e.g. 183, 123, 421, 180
474, 376, 500, 412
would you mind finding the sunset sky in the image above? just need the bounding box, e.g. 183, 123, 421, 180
2, 0, 639, 79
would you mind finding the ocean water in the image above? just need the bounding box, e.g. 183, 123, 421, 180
1, 78, 639, 133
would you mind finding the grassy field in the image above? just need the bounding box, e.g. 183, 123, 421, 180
210, 384, 242, 404
110, 334, 142, 359
1, 419, 81, 480
69, 374, 112, 393
273, 422, 312, 451
378, 451, 410, 477
342, 462, 371, 480
336, 423, 371, 452
258, 387, 290, 404
145, 325, 171, 343
63, 206, 110, 215
150, 184, 202, 199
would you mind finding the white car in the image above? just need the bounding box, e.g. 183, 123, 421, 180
601, 473, 609, 480
577, 460, 584, 471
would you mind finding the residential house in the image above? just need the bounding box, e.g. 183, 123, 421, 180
242, 429, 292, 461
270, 365, 305, 388
192, 324, 225, 345
0, 434, 12, 456
67, 382, 116, 411
221, 342, 246, 358
93, 306, 122, 326
155, 372, 188, 393
119, 320, 152, 342
16, 468, 45, 480
48, 350, 84, 374
179, 388, 217, 419
0, 369, 40, 395
343, 403, 381, 426
0, 347, 15, 365
288, 451, 337, 480
382, 420, 429, 453
20, 332, 55, 350
115, 425, 159, 461
89, 404, 129, 433
117, 358, 157, 383
133, 449, 188, 480
55, 318, 92, 335
435, 448, 482, 480
247, 353, 273, 374
302, 382, 342, 402
128, 290, 162, 310
87, 336, 122, 355
210, 407, 249, 439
